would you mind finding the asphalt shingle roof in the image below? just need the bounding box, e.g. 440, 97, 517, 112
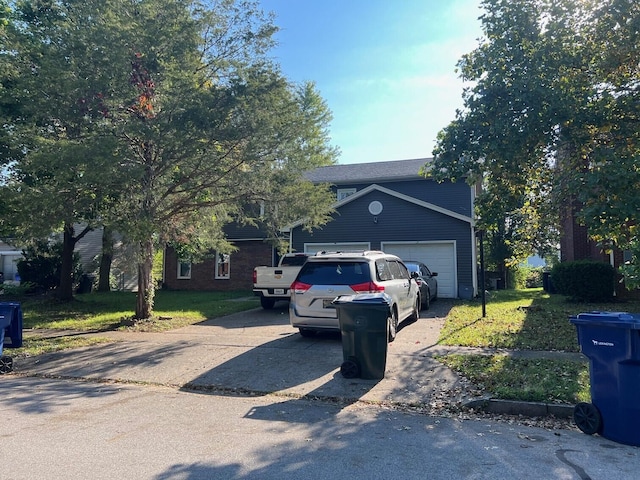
305, 158, 432, 184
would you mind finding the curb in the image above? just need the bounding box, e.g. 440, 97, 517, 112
463, 398, 575, 418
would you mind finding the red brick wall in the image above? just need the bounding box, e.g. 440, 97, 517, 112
163, 241, 273, 291
560, 202, 608, 262
560, 204, 640, 299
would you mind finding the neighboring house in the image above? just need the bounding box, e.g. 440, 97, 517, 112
560, 204, 637, 299
0, 228, 138, 290
0, 241, 23, 282
163, 158, 479, 299
74, 227, 139, 291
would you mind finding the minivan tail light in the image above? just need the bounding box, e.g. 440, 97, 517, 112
350, 281, 385, 293
291, 280, 312, 293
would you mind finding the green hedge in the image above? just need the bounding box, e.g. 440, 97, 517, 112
550, 260, 616, 302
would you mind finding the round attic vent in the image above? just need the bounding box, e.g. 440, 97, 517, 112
368, 201, 383, 215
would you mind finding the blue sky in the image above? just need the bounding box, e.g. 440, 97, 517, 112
259, 0, 485, 164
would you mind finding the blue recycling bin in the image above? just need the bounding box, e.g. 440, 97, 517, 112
0, 302, 23, 352
570, 311, 640, 446
333, 293, 391, 380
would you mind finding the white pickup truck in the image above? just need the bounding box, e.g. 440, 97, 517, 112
252, 253, 310, 309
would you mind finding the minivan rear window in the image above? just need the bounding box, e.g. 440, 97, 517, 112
297, 262, 371, 285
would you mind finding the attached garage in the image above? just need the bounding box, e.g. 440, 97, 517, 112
382, 241, 457, 298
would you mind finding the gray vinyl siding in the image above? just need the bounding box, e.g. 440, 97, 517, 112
334, 179, 473, 217
291, 190, 474, 289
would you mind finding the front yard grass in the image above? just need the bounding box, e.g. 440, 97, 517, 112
437, 288, 640, 404
7, 290, 259, 357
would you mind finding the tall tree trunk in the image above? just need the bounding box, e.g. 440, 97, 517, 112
57, 223, 76, 301
135, 237, 155, 319
97, 226, 114, 292
58, 223, 93, 301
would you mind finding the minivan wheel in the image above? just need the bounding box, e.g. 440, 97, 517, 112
299, 328, 316, 338
388, 309, 398, 342
410, 298, 420, 322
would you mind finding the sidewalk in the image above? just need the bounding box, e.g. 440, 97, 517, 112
11, 300, 579, 420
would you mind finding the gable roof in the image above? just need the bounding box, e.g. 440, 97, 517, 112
305, 158, 431, 184
289, 183, 474, 230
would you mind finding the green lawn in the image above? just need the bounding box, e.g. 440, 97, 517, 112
437, 288, 640, 404
7, 289, 259, 357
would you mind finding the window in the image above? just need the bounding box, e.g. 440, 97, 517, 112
375, 259, 392, 281
177, 260, 192, 279
215, 253, 230, 279
388, 260, 404, 279
337, 188, 356, 201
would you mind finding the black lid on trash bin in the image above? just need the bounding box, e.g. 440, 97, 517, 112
332, 293, 392, 306
571, 311, 640, 329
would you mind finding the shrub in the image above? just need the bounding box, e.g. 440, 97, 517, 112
513, 266, 544, 289
16, 240, 82, 293
551, 260, 616, 302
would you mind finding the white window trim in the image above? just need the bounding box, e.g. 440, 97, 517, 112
177, 260, 192, 279
337, 188, 356, 201
215, 253, 230, 280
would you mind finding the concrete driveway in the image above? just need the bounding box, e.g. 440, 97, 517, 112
15, 300, 472, 411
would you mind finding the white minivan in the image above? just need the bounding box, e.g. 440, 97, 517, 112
289, 251, 421, 341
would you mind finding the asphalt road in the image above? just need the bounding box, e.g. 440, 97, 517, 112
2, 301, 640, 479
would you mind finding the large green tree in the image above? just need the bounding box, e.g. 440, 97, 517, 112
1, 0, 338, 315
428, 0, 640, 285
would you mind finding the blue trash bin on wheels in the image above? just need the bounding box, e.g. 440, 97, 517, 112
0, 302, 22, 374
570, 311, 640, 446
333, 293, 392, 380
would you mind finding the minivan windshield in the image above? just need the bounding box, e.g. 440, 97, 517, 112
297, 262, 371, 285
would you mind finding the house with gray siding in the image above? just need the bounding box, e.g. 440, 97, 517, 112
162, 157, 479, 298
291, 158, 477, 298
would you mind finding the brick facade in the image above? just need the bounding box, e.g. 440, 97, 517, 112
163, 240, 273, 291
560, 202, 640, 299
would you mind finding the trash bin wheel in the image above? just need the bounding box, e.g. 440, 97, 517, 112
340, 358, 360, 379
0, 355, 13, 374
574, 402, 602, 435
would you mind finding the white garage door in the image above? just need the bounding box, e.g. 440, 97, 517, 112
304, 243, 371, 254
382, 242, 457, 298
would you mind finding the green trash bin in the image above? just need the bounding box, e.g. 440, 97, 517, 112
333, 293, 392, 380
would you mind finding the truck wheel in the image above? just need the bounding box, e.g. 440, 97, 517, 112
260, 297, 276, 309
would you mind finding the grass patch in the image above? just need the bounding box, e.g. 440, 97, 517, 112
19, 290, 259, 332
7, 335, 116, 358
6, 290, 259, 356
436, 288, 640, 404
438, 288, 640, 351
438, 353, 591, 404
